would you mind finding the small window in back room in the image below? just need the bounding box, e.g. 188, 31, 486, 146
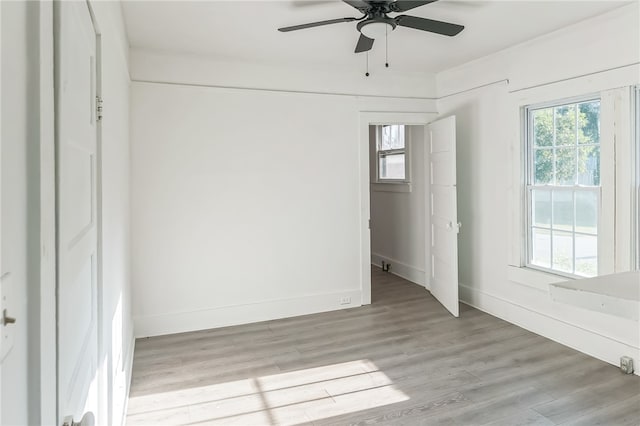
377, 125, 408, 182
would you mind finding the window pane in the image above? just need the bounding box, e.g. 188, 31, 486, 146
380, 125, 405, 150
575, 234, 597, 277
575, 191, 598, 234
379, 154, 405, 180
534, 149, 553, 184
552, 190, 573, 232
555, 147, 576, 185
578, 145, 600, 186
531, 228, 551, 268
527, 98, 601, 277
555, 105, 576, 146
552, 230, 574, 273
578, 101, 600, 145
532, 190, 551, 227
532, 108, 553, 147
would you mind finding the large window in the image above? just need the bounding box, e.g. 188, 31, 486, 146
525, 97, 601, 277
377, 125, 408, 182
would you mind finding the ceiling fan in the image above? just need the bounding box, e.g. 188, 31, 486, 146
278, 0, 465, 53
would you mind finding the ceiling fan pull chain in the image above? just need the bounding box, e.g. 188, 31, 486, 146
365, 52, 370, 77
385, 25, 389, 68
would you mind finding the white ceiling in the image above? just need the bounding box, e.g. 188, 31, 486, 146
122, 0, 630, 73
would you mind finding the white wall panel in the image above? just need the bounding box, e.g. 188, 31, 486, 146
131, 82, 366, 336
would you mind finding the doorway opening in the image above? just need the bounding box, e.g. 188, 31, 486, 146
358, 112, 460, 317
368, 124, 430, 298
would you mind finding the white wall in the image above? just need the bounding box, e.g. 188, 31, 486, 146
130, 51, 437, 337
436, 4, 640, 372
370, 125, 428, 287
130, 49, 436, 99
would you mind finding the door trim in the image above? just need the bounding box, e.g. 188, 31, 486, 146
39, 1, 57, 424
0, 0, 3, 420
359, 112, 437, 304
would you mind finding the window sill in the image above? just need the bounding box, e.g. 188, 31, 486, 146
507, 265, 569, 292
371, 182, 412, 193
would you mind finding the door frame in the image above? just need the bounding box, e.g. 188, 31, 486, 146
39, 1, 57, 423
359, 112, 437, 304
0, 0, 3, 419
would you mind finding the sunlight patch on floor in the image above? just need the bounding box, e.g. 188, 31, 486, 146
127, 359, 409, 425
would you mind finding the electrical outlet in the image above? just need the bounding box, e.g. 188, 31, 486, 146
620, 356, 634, 374
340, 297, 351, 305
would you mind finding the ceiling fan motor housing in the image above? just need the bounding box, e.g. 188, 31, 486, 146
357, 15, 397, 39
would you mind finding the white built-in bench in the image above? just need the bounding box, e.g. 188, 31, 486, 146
550, 271, 640, 321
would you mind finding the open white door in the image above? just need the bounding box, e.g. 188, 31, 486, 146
428, 116, 460, 317
55, 1, 99, 424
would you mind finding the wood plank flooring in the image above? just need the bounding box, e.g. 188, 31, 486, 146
127, 268, 640, 425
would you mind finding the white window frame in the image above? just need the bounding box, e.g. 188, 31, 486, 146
524, 95, 602, 278
376, 125, 411, 184
508, 71, 637, 291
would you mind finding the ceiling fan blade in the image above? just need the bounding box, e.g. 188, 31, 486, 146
395, 15, 464, 36
278, 17, 357, 32
354, 33, 374, 53
342, 0, 371, 12
390, 0, 438, 12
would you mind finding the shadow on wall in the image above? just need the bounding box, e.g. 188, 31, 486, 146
451, 101, 478, 289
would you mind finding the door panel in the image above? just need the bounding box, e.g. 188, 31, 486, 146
428, 116, 459, 317
431, 185, 456, 222
430, 151, 456, 187
56, 1, 98, 423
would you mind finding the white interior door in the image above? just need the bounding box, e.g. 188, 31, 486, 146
56, 1, 99, 424
428, 116, 460, 317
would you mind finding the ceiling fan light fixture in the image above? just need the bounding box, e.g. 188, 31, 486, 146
360, 21, 392, 39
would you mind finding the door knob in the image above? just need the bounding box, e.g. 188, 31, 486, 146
2, 309, 16, 325
62, 412, 95, 426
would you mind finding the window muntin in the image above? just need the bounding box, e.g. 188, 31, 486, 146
377, 125, 408, 182
526, 98, 601, 277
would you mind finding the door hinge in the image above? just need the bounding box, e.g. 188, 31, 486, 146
96, 96, 103, 122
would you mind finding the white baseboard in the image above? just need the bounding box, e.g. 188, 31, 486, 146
371, 252, 427, 288
460, 283, 640, 376
115, 333, 136, 426
121, 334, 135, 425
133, 290, 363, 338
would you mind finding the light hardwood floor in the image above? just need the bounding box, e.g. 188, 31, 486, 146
127, 268, 640, 425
